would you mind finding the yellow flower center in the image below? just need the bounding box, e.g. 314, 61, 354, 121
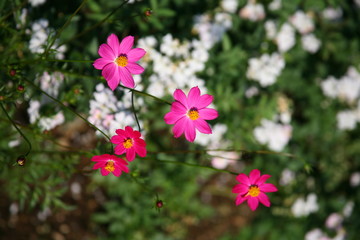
115, 55, 128, 67
247, 185, 260, 197
105, 161, 115, 172
123, 138, 133, 149
187, 108, 199, 120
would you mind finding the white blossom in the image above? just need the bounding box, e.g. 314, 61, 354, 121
336, 110, 358, 130
246, 53, 285, 87
239, 2, 265, 22
290, 10, 314, 34
29, 0, 46, 7
221, 0, 238, 13
291, 193, 319, 217
276, 23, 296, 53
302, 34, 321, 53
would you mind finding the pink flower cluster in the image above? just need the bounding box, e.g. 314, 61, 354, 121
91, 126, 146, 177
92, 34, 278, 211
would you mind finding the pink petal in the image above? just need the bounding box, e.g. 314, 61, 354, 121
100, 167, 110, 176
126, 148, 136, 161
235, 195, 247, 206
93, 58, 112, 70
172, 117, 187, 138
119, 67, 135, 88
107, 34, 120, 57
98, 43, 116, 60
193, 119, 212, 134
119, 35, 134, 54
164, 111, 184, 124
184, 120, 196, 142
91, 155, 108, 162
247, 197, 259, 211
249, 169, 261, 184
125, 126, 133, 134
115, 129, 126, 137
131, 130, 141, 139
173, 89, 188, 108
112, 167, 123, 177
110, 135, 123, 144
135, 145, 147, 157
92, 161, 106, 169
126, 62, 144, 75
106, 67, 120, 91
187, 86, 201, 107
118, 164, 130, 173
258, 192, 271, 207
236, 173, 251, 186
232, 184, 249, 194
102, 63, 116, 82
197, 94, 214, 109
198, 108, 218, 120
171, 101, 187, 113
134, 138, 146, 147
114, 145, 126, 155
260, 183, 278, 193
256, 174, 272, 185
127, 48, 146, 62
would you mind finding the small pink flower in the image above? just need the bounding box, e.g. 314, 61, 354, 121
110, 126, 147, 161
164, 86, 218, 142
232, 169, 278, 211
93, 34, 146, 90
91, 154, 129, 177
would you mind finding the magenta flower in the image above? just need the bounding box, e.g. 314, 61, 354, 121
93, 34, 146, 90
91, 154, 129, 177
164, 86, 218, 142
110, 126, 147, 161
232, 169, 278, 211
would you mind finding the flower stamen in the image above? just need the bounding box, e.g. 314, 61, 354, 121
246, 185, 260, 197
123, 138, 133, 149
105, 161, 115, 172
187, 108, 199, 120
115, 54, 128, 67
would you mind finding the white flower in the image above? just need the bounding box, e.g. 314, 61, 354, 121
336, 110, 358, 130
246, 53, 285, 87
38, 111, 65, 131
342, 201, 354, 217
290, 10, 314, 34
221, 0, 238, 13
302, 34, 321, 53
279, 168, 295, 186
239, 2, 265, 22
265, 20, 277, 40
210, 151, 238, 169
276, 23, 296, 53
321, 76, 338, 98
322, 7, 343, 20
253, 118, 292, 151
36, 71, 64, 98
291, 193, 319, 217
245, 86, 259, 98
350, 172, 360, 187
305, 229, 326, 240
325, 213, 343, 229
29, 0, 46, 7
28, 100, 41, 123
269, 0, 282, 11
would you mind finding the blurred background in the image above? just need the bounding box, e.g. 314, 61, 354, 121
1, 0, 360, 239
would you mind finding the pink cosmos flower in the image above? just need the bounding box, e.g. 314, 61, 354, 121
232, 169, 278, 211
110, 126, 147, 161
91, 154, 129, 177
93, 34, 146, 90
164, 86, 218, 142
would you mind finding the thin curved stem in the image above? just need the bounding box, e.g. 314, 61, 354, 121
43, 0, 88, 58
131, 91, 142, 132
59, 0, 130, 46
121, 85, 172, 105
24, 78, 111, 142
143, 157, 238, 175
0, 102, 32, 156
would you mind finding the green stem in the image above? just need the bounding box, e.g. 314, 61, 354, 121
121, 85, 172, 105
43, 0, 88, 58
0, 0, 28, 24
24, 78, 111, 141
144, 157, 238, 175
131, 91, 142, 132
0, 102, 32, 156
44, 59, 93, 63
59, 0, 130, 46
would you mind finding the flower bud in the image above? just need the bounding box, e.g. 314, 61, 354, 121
156, 200, 163, 209
9, 69, 16, 77
145, 9, 152, 17
17, 85, 25, 92
16, 156, 26, 166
